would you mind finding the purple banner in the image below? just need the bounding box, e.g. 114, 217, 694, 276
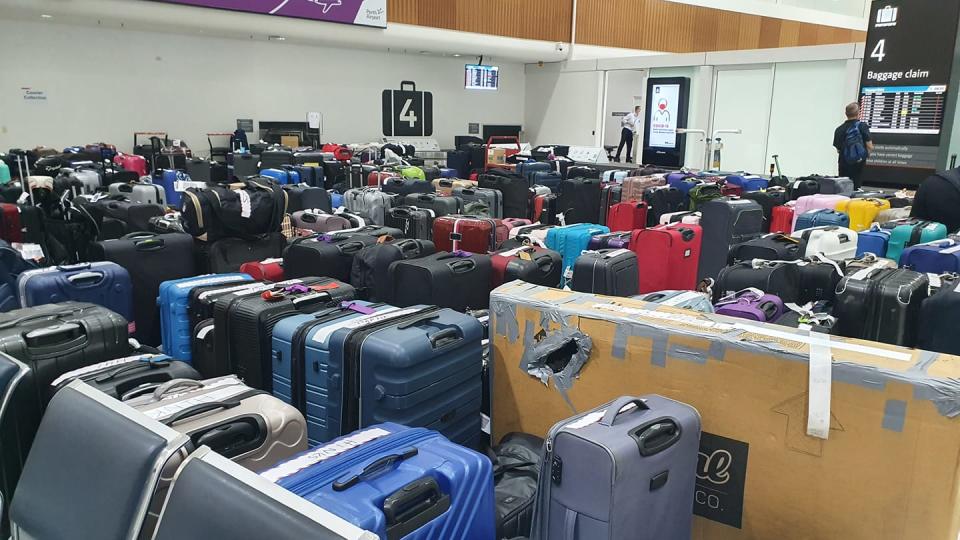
153, 0, 387, 28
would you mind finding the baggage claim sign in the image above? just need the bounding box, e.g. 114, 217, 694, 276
152, 0, 387, 28
859, 0, 960, 186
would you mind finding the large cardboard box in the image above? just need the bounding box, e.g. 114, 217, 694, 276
491, 282, 960, 540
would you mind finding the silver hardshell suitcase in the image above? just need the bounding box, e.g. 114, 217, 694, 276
109, 181, 167, 205
454, 186, 504, 218
343, 187, 398, 226
532, 395, 701, 540
130, 376, 307, 472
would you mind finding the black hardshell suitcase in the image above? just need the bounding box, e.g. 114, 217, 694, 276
728, 233, 803, 263
714, 260, 801, 303
196, 232, 285, 274
479, 172, 531, 219
834, 267, 928, 347
741, 189, 788, 232
402, 193, 461, 217
350, 239, 436, 302
212, 276, 355, 389
321, 160, 346, 190
569, 249, 639, 297
385, 206, 435, 240
788, 178, 821, 200
391, 252, 493, 311
380, 177, 435, 197
190, 318, 216, 374
187, 280, 269, 335
283, 235, 379, 282
599, 184, 623, 226
698, 198, 764, 281
259, 149, 295, 170
90, 232, 196, 345
558, 178, 602, 225
50, 354, 200, 400
797, 258, 845, 303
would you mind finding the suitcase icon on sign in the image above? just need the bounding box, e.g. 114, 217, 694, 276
382, 80, 434, 137
876, 5, 897, 26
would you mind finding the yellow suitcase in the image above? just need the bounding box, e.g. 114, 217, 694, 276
836, 198, 891, 231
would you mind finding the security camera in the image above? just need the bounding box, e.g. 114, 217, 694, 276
555, 42, 567, 53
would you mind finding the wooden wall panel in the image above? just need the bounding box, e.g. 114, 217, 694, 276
387, 0, 866, 53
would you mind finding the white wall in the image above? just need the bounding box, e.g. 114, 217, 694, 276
523, 65, 603, 147
0, 19, 525, 152
711, 67, 775, 173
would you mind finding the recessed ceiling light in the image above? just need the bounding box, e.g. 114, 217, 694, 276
268, 35, 286, 41
452, 54, 462, 57
40, 14, 52, 19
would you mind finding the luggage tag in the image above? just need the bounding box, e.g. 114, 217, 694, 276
451, 250, 474, 258
342, 302, 376, 315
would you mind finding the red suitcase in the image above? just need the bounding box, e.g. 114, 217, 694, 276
0, 203, 23, 243
490, 245, 563, 288
770, 205, 795, 234
322, 144, 353, 161
432, 215, 508, 254
606, 201, 648, 232
503, 218, 533, 230
239, 258, 284, 281
721, 182, 743, 197
367, 171, 398, 187
631, 223, 702, 293
113, 153, 148, 177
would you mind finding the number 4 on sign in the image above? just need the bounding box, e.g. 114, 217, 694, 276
871, 39, 886, 63
399, 99, 418, 127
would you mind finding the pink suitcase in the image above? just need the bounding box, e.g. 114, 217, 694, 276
792, 194, 849, 229
113, 153, 148, 177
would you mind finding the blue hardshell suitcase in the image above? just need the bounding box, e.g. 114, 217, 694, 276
545, 223, 610, 287
794, 209, 850, 231
330, 191, 344, 209
293, 165, 324, 188
271, 303, 484, 448
899, 238, 960, 274
157, 169, 194, 207
726, 175, 769, 192
518, 163, 554, 185
157, 273, 253, 362
530, 171, 562, 193
260, 168, 300, 185
857, 225, 891, 258
264, 423, 496, 540
439, 168, 458, 179
16, 262, 134, 327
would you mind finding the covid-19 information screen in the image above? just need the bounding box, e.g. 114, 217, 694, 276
859, 0, 960, 186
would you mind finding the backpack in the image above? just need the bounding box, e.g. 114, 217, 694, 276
842, 122, 868, 165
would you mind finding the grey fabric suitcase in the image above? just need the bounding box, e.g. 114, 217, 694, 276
343, 187, 399, 226
533, 395, 701, 540
454, 186, 504, 218
108, 181, 167, 205
817, 176, 855, 197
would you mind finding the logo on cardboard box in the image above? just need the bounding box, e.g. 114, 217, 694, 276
695, 432, 749, 529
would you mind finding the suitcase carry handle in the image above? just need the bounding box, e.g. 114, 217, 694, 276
135, 237, 166, 251
163, 400, 242, 426
333, 447, 419, 492
66, 271, 105, 287
598, 396, 650, 427
631, 419, 683, 457
400, 81, 417, 91
383, 477, 451, 540
94, 358, 170, 383
195, 419, 263, 458
396, 313, 440, 330
147, 378, 206, 400
429, 328, 461, 349
24, 322, 86, 356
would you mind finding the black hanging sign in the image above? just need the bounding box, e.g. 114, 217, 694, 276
382, 80, 433, 137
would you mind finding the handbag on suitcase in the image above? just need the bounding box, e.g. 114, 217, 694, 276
490, 246, 563, 288
239, 258, 284, 282
727, 233, 803, 263
132, 375, 308, 472
631, 224, 702, 293
432, 215, 507, 254
587, 232, 631, 250
107, 182, 167, 205
90, 232, 196, 345
50, 353, 200, 399
391, 252, 493, 310
714, 289, 786, 322
158, 273, 254, 363
570, 249, 639, 296
264, 424, 495, 539
350, 238, 435, 302
16, 262, 134, 326
212, 276, 356, 389
270, 302, 485, 446
532, 395, 701, 540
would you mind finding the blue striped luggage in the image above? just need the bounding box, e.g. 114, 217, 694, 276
545, 223, 610, 287
17, 262, 134, 328
157, 273, 252, 362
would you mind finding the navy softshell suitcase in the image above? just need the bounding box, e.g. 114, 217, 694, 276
16, 262, 134, 329
271, 303, 484, 448
264, 423, 495, 540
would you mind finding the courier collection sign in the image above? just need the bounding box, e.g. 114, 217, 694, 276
858, 0, 960, 186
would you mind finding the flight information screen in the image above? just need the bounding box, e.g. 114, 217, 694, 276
466, 65, 499, 91
860, 85, 947, 135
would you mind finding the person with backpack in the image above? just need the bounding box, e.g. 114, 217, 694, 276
833, 102, 874, 189
912, 167, 960, 232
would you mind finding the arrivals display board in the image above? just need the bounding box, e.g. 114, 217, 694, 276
152, 0, 387, 28
859, 0, 960, 186
642, 77, 689, 167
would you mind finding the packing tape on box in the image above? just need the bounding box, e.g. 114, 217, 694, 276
520, 327, 592, 413
807, 333, 833, 439
490, 298, 520, 344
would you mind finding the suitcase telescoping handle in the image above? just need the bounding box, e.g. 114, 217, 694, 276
333, 447, 419, 492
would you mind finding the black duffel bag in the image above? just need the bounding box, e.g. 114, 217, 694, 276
489, 432, 544, 540
181, 177, 286, 241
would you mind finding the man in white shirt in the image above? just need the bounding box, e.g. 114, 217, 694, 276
615, 106, 641, 163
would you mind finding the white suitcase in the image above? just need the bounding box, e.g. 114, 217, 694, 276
109, 181, 167, 205
792, 226, 859, 261
659, 211, 701, 226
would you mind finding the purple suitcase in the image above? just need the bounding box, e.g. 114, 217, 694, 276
714, 289, 785, 322
587, 232, 632, 250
